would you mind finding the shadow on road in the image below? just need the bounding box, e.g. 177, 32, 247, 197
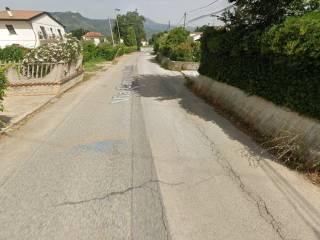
133, 72, 263, 156
133, 62, 320, 238
0, 115, 12, 130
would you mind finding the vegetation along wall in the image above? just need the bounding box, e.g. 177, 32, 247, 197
199, 11, 320, 119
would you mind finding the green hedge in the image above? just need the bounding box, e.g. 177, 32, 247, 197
82, 41, 138, 62
199, 11, 320, 119
0, 45, 29, 62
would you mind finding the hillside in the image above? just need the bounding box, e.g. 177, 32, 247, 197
51, 12, 169, 38
144, 18, 169, 36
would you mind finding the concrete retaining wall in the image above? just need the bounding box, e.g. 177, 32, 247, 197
183, 71, 320, 158
6, 57, 84, 96
7, 71, 84, 96
156, 54, 199, 71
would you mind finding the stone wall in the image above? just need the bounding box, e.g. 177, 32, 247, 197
183, 71, 320, 160
156, 54, 199, 71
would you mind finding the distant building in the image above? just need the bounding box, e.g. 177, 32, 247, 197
83, 32, 104, 46
189, 32, 203, 41
141, 39, 148, 47
0, 8, 66, 49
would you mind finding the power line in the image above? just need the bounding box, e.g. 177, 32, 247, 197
175, 14, 185, 26
187, 4, 234, 24
174, 1, 232, 28
188, 0, 220, 13
175, 1, 220, 27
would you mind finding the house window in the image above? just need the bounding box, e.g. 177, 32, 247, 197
40, 26, 48, 39
58, 29, 63, 38
6, 25, 17, 35
50, 28, 55, 38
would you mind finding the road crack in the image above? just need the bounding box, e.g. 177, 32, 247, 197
196, 126, 287, 240
53, 179, 184, 208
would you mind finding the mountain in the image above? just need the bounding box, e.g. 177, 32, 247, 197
51, 12, 113, 36
144, 18, 169, 37
51, 12, 170, 38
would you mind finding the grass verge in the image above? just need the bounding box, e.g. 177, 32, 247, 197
84, 58, 106, 72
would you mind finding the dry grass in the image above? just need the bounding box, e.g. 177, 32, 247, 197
186, 79, 320, 184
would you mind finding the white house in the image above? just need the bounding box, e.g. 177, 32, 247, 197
141, 39, 148, 47
0, 8, 66, 49
189, 32, 203, 41
83, 32, 104, 46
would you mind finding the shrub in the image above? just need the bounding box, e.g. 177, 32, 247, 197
192, 41, 201, 62
82, 41, 98, 62
169, 42, 193, 61
0, 67, 7, 112
123, 46, 138, 54
115, 45, 125, 57
0, 45, 29, 62
152, 32, 167, 53
96, 43, 118, 61
125, 27, 138, 46
23, 35, 81, 64
199, 11, 320, 119
154, 28, 201, 62
82, 42, 138, 63
166, 27, 189, 46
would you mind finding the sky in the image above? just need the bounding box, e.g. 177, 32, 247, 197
0, 0, 229, 26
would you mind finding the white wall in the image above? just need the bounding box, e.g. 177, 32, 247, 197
31, 14, 66, 47
83, 37, 101, 46
0, 21, 36, 48
0, 14, 66, 49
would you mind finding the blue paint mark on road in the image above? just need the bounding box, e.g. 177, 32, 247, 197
73, 140, 126, 153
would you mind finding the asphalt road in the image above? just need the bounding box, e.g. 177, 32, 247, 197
0, 50, 320, 240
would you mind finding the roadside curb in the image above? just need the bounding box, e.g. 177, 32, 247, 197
0, 72, 86, 136
0, 53, 137, 136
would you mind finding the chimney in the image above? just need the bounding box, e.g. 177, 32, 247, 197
5, 7, 13, 17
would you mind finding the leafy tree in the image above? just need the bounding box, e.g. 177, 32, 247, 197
289, 0, 320, 14
222, 0, 295, 28
166, 27, 189, 46
154, 28, 200, 62
126, 27, 138, 46
150, 32, 166, 47
222, 0, 320, 28
114, 11, 146, 47
70, 28, 89, 40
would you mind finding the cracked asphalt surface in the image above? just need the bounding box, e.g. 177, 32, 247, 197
0, 50, 320, 239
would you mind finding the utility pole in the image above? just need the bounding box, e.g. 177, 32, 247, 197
115, 8, 121, 44
168, 20, 171, 31
183, 12, 187, 29
108, 18, 115, 46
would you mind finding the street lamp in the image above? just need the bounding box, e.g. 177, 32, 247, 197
115, 8, 121, 44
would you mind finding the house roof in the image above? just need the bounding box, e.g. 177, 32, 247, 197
0, 10, 65, 27
0, 10, 44, 20
84, 32, 104, 38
